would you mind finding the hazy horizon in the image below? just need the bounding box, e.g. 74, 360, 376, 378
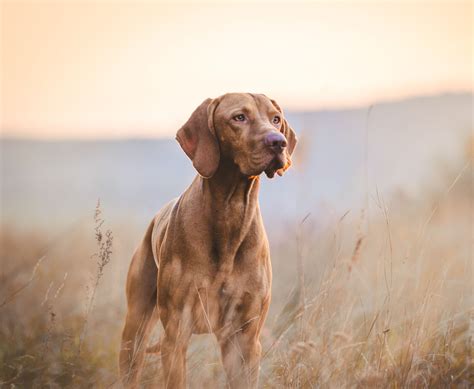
1, 91, 471, 140
2, 92, 471, 235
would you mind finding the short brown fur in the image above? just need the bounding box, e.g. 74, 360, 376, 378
119, 93, 297, 388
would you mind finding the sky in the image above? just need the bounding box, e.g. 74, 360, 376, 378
1, 1, 472, 139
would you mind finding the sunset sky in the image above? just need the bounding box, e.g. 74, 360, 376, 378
1, 1, 472, 139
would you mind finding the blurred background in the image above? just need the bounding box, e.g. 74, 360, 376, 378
1, 1, 472, 387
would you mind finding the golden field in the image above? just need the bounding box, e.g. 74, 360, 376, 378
0, 147, 472, 388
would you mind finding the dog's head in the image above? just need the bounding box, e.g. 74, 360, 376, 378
176, 93, 297, 179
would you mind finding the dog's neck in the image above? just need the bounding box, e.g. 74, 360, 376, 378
196, 157, 261, 270
203, 157, 260, 206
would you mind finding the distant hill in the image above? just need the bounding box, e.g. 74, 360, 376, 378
1, 92, 471, 234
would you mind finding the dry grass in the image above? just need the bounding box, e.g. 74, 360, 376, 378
0, 158, 472, 388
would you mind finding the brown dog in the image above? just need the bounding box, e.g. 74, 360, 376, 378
119, 93, 297, 388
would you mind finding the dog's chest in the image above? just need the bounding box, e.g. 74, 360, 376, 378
190, 274, 265, 336
209, 210, 259, 267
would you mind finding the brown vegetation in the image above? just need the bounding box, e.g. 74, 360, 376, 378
0, 156, 472, 387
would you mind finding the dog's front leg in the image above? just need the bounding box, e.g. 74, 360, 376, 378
219, 332, 262, 389
160, 313, 192, 389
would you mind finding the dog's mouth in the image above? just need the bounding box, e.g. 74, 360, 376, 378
264, 153, 286, 178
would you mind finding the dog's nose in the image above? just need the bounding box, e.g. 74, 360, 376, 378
264, 132, 287, 152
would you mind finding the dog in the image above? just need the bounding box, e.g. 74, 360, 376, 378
119, 93, 297, 388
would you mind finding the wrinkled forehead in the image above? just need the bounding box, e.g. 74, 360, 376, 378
215, 93, 278, 117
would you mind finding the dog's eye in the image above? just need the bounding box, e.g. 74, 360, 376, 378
272, 116, 281, 125
233, 114, 246, 122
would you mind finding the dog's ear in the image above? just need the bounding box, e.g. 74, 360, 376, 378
270, 98, 298, 176
176, 98, 221, 178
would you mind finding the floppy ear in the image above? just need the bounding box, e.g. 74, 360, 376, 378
176, 98, 220, 178
270, 98, 298, 175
